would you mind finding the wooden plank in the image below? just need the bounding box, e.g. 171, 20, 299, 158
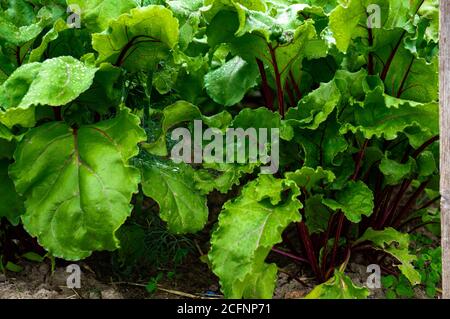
440, 0, 450, 300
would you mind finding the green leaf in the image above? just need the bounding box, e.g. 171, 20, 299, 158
286, 80, 341, 130
28, 19, 69, 63
9, 109, 146, 260
328, 0, 365, 53
5, 261, 23, 273
142, 101, 202, 156
286, 166, 336, 192
0, 56, 97, 128
416, 151, 437, 177
76, 63, 122, 114
304, 195, 331, 234
305, 269, 369, 299
0, 2, 52, 46
322, 181, 374, 223
204, 56, 259, 106
140, 155, 208, 234
66, 0, 137, 32
22, 252, 45, 263
167, 0, 203, 49
379, 155, 415, 185
92, 5, 179, 72
0, 159, 24, 225
341, 86, 439, 144
231, 107, 294, 141
381, 275, 397, 288
209, 175, 302, 298
355, 227, 421, 285
194, 162, 258, 195
293, 117, 348, 167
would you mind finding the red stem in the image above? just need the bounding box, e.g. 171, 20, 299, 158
53, 107, 62, 121
396, 57, 415, 98
367, 27, 374, 75
328, 212, 345, 277
289, 70, 302, 100
256, 58, 274, 111
380, 31, 406, 81
271, 247, 309, 264
391, 180, 429, 228
16, 46, 22, 66
378, 179, 412, 228
298, 221, 323, 281
285, 82, 296, 107
268, 43, 285, 117
411, 135, 439, 159
351, 139, 369, 180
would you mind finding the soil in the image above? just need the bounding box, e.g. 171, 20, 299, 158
0, 255, 437, 299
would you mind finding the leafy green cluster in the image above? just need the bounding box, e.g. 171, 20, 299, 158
383, 243, 441, 299
0, 0, 439, 299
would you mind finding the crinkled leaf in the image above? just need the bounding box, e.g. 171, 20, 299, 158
140, 155, 208, 234
293, 117, 348, 167
92, 6, 179, 72
286, 80, 340, 129
0, 56, 97, 128
142, 101, 202, 156
209, 175, 302, 298
304, 195, 331, 234
355, 227, 421, 285
28, 19, 68, 63
379, 155, 415, 185
66, 0, 137, 32
322, 181, 374, 223
341, 87, 439, 144
305, 269, 369, 299
204, 56, 259, 106
9, 109, 146, 260
231, 107, 293, 141
194, 162, 258, 194
416, 151, 437, 177
286, 166, 336, 192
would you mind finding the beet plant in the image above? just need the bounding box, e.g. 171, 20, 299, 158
0, 0, 440, 298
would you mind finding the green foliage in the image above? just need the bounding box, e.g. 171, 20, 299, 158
209, 175, 302, 298
0, 0, 440, 300
305, 269, 369, 299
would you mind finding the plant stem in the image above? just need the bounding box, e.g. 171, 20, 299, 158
289, 70, 302, 100
285, 82, 296, 107
328, 211, 345, 278
16, 46, 22, 66
418, 195, 441, 210
407, 221, 439, 234
256, 58, 274, 111
391, 180, 429, 228
53, 107, 62, 121
271, 247, 309, 264
268, 43, 285, 117
380, 0, 425, 82
297, 221, 323, 281
380, 31, 406, 81
396, 57, 415, 98
351, 139, 369, 180
411, 135, 440, 159
367, 27, 374, 75
320, 214, 335, 273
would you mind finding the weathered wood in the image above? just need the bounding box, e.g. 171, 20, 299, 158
440, 0, 450, 300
